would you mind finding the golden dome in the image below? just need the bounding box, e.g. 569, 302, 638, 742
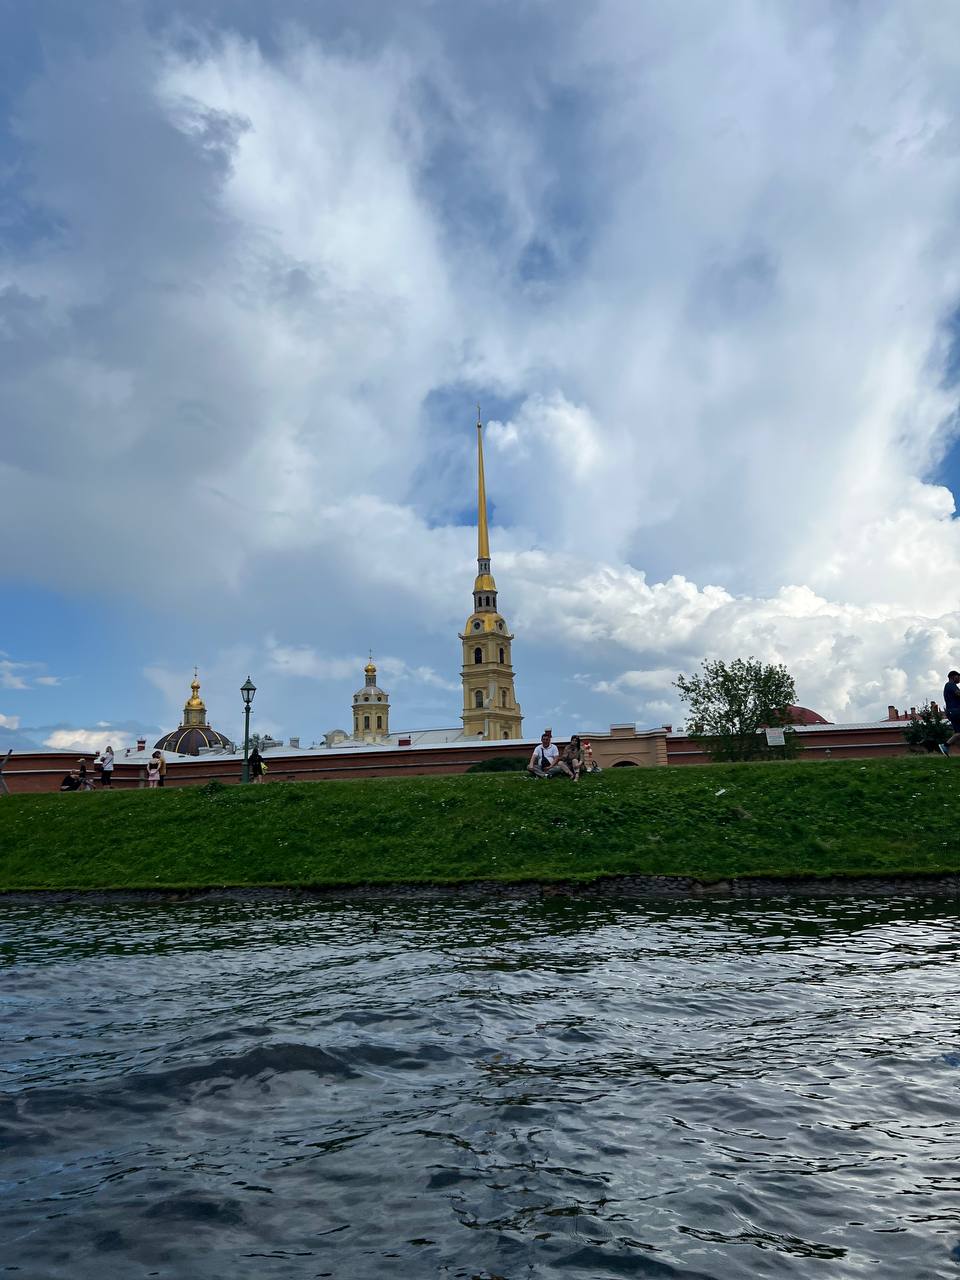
364, 660, 376, 675
186, 671, 204, 710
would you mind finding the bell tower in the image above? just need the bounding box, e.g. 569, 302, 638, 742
352, 656, 391, 743
459, 411, 523, 739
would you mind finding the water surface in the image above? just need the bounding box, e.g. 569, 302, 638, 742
2, 894, 959, 1278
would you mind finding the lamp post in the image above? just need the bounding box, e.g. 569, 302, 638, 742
241, 676, 257, 783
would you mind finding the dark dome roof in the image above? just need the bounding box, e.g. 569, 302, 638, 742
785, 705, 830, 726
154, 726, 232, 756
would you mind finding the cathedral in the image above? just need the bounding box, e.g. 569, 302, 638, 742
458, 413, 523, 739
334, 411, 523, 745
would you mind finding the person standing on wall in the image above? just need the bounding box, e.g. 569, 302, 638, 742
97, 744, 115, 788
156, 750, 167, 787
249, 745, 265, 784
147, 753, 161, 788
939, 670, 960, 756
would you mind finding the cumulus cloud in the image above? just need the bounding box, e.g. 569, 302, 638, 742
43, 727, 134, 753
4, 2, 960, 736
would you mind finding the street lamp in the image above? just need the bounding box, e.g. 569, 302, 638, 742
241, 676, 257, 784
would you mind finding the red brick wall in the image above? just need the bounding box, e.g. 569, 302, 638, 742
1, 741, 533, 794
666, 724, 908, 764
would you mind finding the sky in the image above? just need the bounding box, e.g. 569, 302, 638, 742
4, 0, 960, 752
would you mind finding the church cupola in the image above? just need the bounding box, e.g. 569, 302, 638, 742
352, 655, 391, 743
459, 411, 523, 740
154, 670, 232, 756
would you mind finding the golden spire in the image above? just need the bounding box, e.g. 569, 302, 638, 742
364, 649, 376, 675
477, 406, 490, 562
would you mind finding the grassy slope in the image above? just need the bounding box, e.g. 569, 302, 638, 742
1, 758, 959, 892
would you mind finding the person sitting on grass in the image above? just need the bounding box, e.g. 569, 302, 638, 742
59, 770, 82, 792
554, 735, 586, 782
527, 729, 559, 778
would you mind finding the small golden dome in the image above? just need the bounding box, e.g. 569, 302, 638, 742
186, 673, 204, 709
364, 660, 376, 675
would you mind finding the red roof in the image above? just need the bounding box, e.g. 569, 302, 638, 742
785, 705, 830, 726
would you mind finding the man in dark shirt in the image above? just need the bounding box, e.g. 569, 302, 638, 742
938, 670, 960, 756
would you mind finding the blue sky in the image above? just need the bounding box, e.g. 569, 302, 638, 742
4, 0, 960, 751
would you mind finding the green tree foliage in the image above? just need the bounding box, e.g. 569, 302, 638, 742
674, 657, 798, 762
904, 703, 951, 753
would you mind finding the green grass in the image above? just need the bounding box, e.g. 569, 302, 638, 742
2, 757, 960, 892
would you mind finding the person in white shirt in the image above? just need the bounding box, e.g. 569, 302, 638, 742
527, 729, 559, 778
97, 744, 115, 788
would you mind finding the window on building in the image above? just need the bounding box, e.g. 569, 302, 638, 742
500, 689, 508, 706
474, 690, 484, 708
363, 715, 370, 730
474, 647, 482, 664
499, 647, 504, 663
376, 715, 382, 729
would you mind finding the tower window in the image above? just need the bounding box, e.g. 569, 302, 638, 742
474, 690, 484, 708
500, 689, 508, 707
474, 647, 482, 664
363, 715, 370, 730
376, 715, 382, 729
499, 647, 504, 663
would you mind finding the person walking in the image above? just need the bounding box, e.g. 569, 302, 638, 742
939, 670, 960, 756
147, 753, 161, 788
98, 744, 115, 788
249, 745, 265, 784
527, 729, 559, 778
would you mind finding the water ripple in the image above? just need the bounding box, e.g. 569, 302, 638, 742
1, 894, 958, 1278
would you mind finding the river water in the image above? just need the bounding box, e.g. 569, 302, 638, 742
2, 893, 959, 1279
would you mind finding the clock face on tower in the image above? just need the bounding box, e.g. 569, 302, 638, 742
472, 621, 481, 630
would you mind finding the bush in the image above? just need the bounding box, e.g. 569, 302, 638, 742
467, 755, 529, 773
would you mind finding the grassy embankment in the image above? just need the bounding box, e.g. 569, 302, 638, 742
2, 757, 960, 892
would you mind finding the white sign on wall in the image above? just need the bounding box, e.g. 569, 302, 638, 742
764, 727, 785, 747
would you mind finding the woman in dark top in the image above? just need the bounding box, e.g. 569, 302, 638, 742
248, 746, 265, 783
556, 735, 586, 782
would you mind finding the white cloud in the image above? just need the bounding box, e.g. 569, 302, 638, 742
4, 4, 960, 737
0, 713, 21, 729
0, 661, 29, 691
35, 676, 63, 686
44, 727, 134, 753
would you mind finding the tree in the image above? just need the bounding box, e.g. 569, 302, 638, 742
903, 703, 951, 753
674, 657, 797, 762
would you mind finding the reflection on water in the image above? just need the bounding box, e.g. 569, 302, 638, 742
2, 894, 959, 1278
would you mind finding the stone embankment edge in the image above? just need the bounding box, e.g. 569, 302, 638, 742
2, 872, 959, 905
